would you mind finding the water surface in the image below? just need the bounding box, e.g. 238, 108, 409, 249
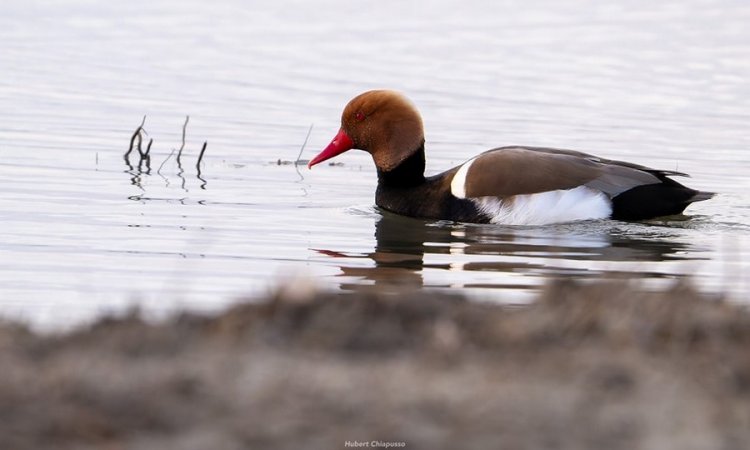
1, 0, 749, 328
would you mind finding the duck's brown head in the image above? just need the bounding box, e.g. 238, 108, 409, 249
308, 90, 425, 172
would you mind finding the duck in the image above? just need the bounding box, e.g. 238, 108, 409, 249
308, 90, 714, 225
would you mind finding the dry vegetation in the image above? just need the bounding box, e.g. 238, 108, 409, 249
1, 280, 749, 450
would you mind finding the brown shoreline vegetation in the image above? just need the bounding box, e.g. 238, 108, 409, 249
1, 280, 750, 450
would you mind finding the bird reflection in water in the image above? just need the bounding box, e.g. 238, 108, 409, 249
314, 211, 705, 295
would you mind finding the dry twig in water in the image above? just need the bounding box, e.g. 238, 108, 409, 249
295, 123, 313, 165
196, 141, 208, 171
176, 115, 190, 166
126, 115, 207, 182
125, 115, 147, 163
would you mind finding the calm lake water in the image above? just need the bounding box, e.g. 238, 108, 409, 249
1, 0, 749, 328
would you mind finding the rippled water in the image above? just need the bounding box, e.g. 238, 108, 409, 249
1, 0, 749, 328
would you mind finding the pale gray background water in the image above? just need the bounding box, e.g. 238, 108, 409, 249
1, 0, 748, 328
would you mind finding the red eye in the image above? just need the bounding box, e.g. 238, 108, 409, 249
355, 111, 365, 121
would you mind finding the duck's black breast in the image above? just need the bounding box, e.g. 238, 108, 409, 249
374, 147, 489, 223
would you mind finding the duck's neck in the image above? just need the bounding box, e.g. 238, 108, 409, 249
376, 143, 426, 188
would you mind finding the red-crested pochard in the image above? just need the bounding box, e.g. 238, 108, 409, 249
308, 90, 714, 225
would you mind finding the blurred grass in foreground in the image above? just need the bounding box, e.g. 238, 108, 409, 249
1, 280, 748, 450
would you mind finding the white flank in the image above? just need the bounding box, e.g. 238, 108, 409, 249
473, 186, 612, 225
450, 157, 477, 199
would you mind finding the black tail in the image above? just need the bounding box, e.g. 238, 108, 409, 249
611, 177, 714, 221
